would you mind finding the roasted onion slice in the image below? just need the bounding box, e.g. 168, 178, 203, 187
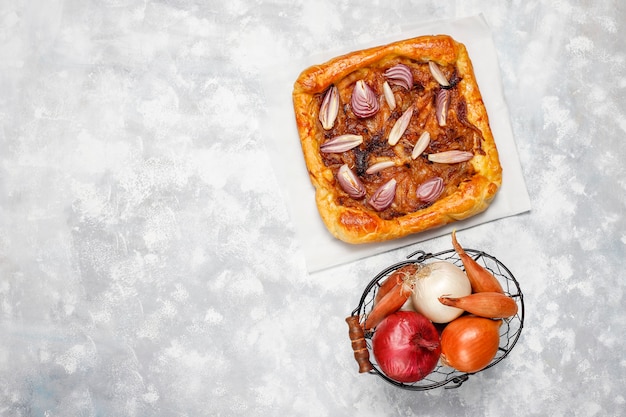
337, 164, 366, 199
416, 177, 444, 204
384, 64, 413, 90
369, 179, 397, 211
435, 89, 450, 127
351, 80, 379, 118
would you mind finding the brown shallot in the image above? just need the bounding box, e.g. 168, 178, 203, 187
451, 230, 504, 293
364, 272, 413, 331
438, 292, 518, 319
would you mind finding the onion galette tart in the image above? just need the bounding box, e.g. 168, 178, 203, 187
292, 35, 502, 244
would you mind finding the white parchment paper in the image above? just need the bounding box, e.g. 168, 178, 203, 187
264, 15, 531, 273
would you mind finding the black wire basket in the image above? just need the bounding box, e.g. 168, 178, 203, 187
346, 248, 524, 390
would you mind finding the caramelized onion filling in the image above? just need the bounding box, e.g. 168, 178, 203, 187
317, 59, 482, 217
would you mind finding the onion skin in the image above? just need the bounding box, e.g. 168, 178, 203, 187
374, 264, 419, 304
440, 315, 501, 373
451, 230, 504, 293
439, 292, 518, 319
372, 311, 441, 383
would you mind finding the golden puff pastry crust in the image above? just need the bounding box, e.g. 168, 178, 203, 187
292, 35, 502, 244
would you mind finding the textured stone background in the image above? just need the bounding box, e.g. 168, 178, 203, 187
1, 1, 624, 416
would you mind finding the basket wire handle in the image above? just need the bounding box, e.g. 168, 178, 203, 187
345, 316, 374, 373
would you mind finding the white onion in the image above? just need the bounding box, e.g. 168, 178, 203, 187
408, 261, 471, 323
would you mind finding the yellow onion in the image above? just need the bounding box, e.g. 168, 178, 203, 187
440, 315, 501, 373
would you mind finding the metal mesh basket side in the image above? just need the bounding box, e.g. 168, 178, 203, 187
349, 249, 524, 390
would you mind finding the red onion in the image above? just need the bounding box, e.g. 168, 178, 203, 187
372, 311, 441, 383
351, 80, 379, 118
384, 64, 413, 90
